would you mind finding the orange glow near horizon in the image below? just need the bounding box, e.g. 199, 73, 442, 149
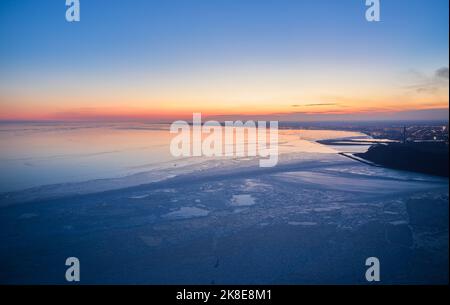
1, 72, 448, 121
1, 100, 448, 121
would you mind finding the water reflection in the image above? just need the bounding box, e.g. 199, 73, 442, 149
0, 122, 366, 192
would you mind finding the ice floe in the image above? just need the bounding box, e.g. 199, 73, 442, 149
162, 207, 210, 220
288, 221, 318, 226
129, 194, 150, 199
230, 194, 256, 206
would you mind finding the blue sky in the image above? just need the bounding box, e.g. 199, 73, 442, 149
0, 0, 448, 120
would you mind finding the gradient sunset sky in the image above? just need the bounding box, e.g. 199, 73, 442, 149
0, 0, 448, 121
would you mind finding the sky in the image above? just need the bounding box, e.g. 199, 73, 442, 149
0, 0, 448, 121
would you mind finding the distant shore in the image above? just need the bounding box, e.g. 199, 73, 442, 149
317, 137, 449, 177
355, 142, 449, 177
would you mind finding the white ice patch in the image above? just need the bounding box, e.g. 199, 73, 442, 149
233, 208, 248, 213
313, 206, 342, 212
389, 220, 409, 226
242, 179, 271, 191
162, 207, 210, 220
129, 194, 149, 199
384, 211, 399, 215
288, 221, 317, 226
231, 194, 256, 206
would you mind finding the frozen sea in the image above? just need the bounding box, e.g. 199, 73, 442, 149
0, 122, 448, 284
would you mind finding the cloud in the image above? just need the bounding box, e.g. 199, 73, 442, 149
435, 67, 449, 79
407, 66, 449, 94
291, 103, 337, 107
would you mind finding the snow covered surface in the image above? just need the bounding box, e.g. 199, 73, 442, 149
0, 124, 447, 284
163, 207, 210, 220
231, 195, 256, 207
